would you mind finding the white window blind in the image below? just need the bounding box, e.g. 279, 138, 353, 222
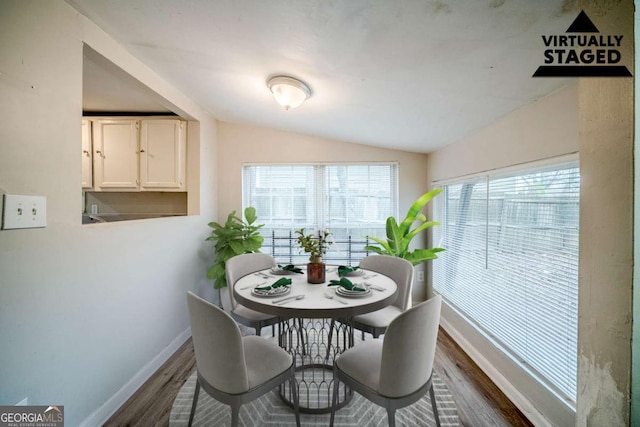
432, 161, 579, 404
243, 163, 398, 264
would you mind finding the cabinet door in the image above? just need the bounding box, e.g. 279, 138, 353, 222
93, 119, 139, 190
139, 119, 186, 190
81, 119, 93, 189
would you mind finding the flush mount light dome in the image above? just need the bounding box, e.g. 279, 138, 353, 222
267, 75, 311, 110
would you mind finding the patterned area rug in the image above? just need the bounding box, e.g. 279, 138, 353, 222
170, 370, 459, 426
170, 328, 460, 426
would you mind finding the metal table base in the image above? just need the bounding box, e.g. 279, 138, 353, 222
277, 317, 354, 413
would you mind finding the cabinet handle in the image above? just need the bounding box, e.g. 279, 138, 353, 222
83, 150, 90, 157
139, 149, 145, 153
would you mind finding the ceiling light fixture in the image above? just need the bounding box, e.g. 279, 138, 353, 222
267, 75, 311, 110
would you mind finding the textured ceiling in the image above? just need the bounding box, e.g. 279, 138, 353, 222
73, 0, 575, 153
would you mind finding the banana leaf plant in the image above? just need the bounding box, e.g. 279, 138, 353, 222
364, 189, 445, 266
206, 207, 264, 289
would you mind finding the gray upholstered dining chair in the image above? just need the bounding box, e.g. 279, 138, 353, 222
186, 291, 300, 427
352, 255, 415, 339
223, 252, 280, 336
330, 295, 442, 427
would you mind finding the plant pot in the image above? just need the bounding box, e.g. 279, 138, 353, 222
307, 262, 326, 284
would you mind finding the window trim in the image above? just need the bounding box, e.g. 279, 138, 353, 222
432, 153, 579, 186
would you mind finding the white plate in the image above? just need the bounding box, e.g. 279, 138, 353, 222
342, 269, 364, 277
337, 266, 363, 277
335, 287, 371, 298
252, 286, 291, 297
336, 287, 369, 295
270, 267, 293, 275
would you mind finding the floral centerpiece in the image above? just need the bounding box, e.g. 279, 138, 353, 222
295, 228, 332, 283
295, 228, 332, 263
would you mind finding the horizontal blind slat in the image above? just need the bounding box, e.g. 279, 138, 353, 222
243, 164, 397, 266
433, 162, 579, 403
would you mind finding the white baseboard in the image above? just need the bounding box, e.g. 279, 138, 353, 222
439, 317, 553, 427
80, 327, 192, 427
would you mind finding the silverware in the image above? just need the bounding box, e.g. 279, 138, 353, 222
273, 295, 305, 305
254, 272, 271, 279
323, 293, 348, 305
279, 295, 305, 305
240, 281, 265, 290
363, 282, 385, 292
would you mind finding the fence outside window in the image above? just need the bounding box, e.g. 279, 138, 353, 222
260, 229, 376, 266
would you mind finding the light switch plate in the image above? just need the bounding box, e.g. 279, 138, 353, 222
2, 194, 47, 230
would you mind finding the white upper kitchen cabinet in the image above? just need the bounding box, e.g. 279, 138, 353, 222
81, 119, 93, 189
139, 119, 186, 190
92, 119, 139, 191
89, 118, 186, 192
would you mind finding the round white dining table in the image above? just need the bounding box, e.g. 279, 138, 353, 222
233, 265, 398, 319
233, 264, 398, 414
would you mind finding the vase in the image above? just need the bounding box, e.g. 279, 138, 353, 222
307, 262, 326, 284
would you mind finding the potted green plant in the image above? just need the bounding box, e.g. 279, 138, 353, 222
206, 207, 264, 290
295, 228, 332, 283
364, 189, 445, 265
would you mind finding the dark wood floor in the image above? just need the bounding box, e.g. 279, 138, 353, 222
105, 328, 533, 426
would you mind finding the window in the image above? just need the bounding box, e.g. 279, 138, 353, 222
432, 160, 579, 404
243, 163, 398, 265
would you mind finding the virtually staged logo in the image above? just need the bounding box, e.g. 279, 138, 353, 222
0, 405, 64, 427
533, 10, 632, 77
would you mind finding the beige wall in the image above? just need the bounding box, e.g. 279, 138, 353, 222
217, 121, 430, 299
576, 1, 634, 425
427, 83, 579, 427
428, 84, 578, 182
0, 2, 218, 426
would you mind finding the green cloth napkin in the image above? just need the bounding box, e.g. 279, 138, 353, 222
328, 277, 366, 292
337, 265, 360, 277
256, 277, 293, 291
278, 264, 303, 274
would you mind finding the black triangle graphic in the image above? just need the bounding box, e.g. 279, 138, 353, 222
566, 10, 599, 33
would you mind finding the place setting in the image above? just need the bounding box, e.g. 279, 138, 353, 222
331, 269, 386, 293
241, 276, 309, 305
270, 264, 304, 275
251, 277, 293, 297
327, 277, 372, 298
337, 265, 363, 277
337, 264, 379, 281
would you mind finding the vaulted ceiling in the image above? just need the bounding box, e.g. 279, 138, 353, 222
71, 0, 575, 153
